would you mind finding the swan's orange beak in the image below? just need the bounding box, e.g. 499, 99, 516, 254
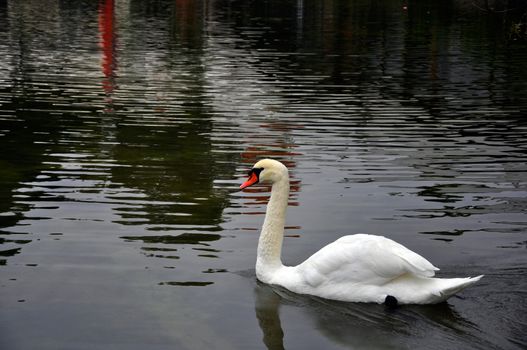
240, 172, 259, 190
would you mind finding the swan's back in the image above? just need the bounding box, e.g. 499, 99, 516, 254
299, 234, 438, 284
277, 234, 480, 304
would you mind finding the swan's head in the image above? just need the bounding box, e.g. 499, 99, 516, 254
240, 159, 288, 189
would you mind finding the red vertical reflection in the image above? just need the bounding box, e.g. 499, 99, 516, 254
98, 0, 116, 95
173, 0, 204, 49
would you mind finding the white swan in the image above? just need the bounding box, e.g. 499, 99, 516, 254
240, 159, 483, 305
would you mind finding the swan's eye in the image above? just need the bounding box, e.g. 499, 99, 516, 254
240, 167, 265, 190
248, 167, 264, 178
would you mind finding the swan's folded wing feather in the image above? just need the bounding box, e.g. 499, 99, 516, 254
299, 234, 438, 288
378, 236, 439, 278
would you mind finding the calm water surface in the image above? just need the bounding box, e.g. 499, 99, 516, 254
1, 0, 526, 349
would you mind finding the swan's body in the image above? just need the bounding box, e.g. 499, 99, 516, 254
240, 159, 483, 305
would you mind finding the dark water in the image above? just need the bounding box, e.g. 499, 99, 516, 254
1, 0, 526, 349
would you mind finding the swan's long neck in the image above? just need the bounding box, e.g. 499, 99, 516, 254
256, 175, 289, 280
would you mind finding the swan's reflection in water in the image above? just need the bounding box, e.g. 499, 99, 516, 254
254, 282, 286, 350
253, 281, 483, 349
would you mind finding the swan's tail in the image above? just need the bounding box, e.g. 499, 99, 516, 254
433, 275, 484, 303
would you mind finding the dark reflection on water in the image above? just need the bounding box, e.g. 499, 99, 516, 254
254, 281, 495, 350
1, 0, 526, 349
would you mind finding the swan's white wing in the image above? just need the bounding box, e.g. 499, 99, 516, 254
298, 234, 439, 288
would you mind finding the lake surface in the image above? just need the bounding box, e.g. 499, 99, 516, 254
1, 0, 526, 349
